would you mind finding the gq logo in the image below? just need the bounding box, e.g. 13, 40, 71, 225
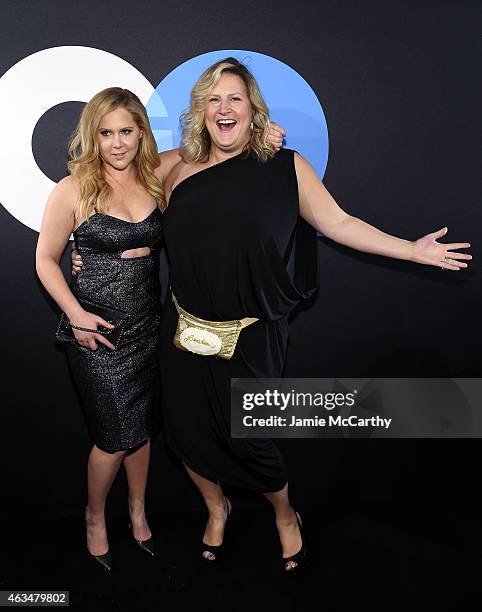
0, 46, 328, 233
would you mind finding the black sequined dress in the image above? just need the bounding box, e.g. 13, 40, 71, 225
65, 208, 163, 453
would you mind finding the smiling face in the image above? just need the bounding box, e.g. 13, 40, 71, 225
204, 72, 253, 157
97, 106, 143, 171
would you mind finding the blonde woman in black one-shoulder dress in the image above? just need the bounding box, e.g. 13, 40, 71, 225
160, 57, 471, 574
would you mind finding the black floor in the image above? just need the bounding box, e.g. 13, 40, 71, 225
1, 494, 478, 612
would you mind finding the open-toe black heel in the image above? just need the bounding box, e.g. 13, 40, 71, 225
282, 511, 308, 575
201, 495, 232, 564
129, 522, 155, 556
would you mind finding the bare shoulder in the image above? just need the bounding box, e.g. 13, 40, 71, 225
156, 148, 183, 183
293, 151, 314, 175
47, 175, 79, 211
293, 152, 324, 189
46, 177, 79, 222
38, 175, 80, 240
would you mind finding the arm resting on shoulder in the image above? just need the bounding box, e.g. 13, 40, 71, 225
155, 149, 183, 185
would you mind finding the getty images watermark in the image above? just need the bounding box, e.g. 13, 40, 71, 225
230, 379, 482, 438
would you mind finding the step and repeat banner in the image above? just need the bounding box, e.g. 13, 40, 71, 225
0, 0, 479, 512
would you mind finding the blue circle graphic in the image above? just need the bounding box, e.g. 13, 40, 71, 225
147, 50, 328, 178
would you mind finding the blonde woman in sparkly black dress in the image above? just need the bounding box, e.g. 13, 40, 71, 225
36, 88, 166, 571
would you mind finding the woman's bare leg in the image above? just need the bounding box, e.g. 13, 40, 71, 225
85, 445, 126, 556
123, 440, 151, 541
184, 464, 230, 560
263, 483, 302, 571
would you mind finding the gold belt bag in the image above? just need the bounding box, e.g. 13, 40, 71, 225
172, 293, 258, 360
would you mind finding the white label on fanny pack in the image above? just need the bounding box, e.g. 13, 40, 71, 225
180, 327, 222, 355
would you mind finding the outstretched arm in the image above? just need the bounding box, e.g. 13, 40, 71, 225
295, 153, 471, 270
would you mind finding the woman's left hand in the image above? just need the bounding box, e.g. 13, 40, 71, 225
412, 227, 471, 270
267, 122, 285, 151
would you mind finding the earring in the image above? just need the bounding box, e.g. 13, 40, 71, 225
250, 121, 254, 130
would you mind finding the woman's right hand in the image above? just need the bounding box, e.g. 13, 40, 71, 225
70, 310, 116, 351
267, 122, 286, 151
71, 242, 83, 276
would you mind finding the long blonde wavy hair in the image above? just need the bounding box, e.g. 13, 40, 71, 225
68, 87, 165, 221
180, 57, 276, 163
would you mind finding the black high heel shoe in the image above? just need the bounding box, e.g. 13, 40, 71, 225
282, 511, 308, 575
88, 549, 112, 572
201, 496, 232, 564
129, 522, 155, 556
85, 511, 112, 571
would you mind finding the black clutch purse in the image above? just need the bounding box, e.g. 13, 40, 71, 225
56, 298, 128, 349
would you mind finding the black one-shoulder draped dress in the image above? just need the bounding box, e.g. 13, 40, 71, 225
160, 149, 318, 491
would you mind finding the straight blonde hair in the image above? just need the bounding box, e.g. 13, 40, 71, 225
68, 87, 165, 221
180, 57, 276, 163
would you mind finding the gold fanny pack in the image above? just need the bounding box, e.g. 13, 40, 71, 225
172, 293, 258, 360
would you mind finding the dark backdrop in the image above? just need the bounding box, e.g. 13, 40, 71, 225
1, 0, 480, 531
